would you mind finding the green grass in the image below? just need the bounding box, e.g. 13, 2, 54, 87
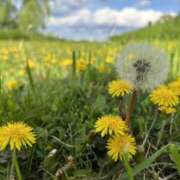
0, 25, 179, 179
111, 15, 180, 42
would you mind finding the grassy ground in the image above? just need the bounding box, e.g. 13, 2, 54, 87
0, 39, 179, 179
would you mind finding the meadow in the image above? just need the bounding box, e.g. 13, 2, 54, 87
0, 39, 180, 180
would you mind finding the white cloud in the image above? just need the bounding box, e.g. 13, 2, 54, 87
48, 7, 165, 28
49, 0, 87, 15
46, 7, 176, 40
137, 0, 151, 7
49, 9, 92, 27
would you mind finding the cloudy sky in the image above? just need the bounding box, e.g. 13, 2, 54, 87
45, 0, 179, 41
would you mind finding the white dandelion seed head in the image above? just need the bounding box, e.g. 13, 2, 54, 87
116, 44, 170, 92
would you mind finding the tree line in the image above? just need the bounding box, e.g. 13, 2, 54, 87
0, 0, 50, 31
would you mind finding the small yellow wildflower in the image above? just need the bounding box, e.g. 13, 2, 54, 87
77, 60, 88, 71
108, 80, 134, 97
60, 59, 72, 68
106, 57, 114, 64
95, 115, 128, 137
2, 55, 8, 61
18, 69, 26, 77
167, 42, 176, 52
168, 78, 180, 96
107, 134, 136, 161
27, 59, 36, 69
0, 122, 36, 151
97, 64, 110, 73
5, 80, 19, 90
150, 86, 179, 107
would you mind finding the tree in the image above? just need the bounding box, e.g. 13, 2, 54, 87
0, 0, 17, 28
18, 0, 50, 31
0, 0, 50, 31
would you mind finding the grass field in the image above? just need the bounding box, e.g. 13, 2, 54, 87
0, 38, 179, 180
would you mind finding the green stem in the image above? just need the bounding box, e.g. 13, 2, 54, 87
119, 97, 126, 119
12, 151, 22, 180
123, 155, 134, 180
126, 90, 137, 128
169, 114, 175, 136
72, 50, 76, 77
9, 159, 15, 180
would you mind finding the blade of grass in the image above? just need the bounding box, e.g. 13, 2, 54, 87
169, 144, 180, 176
119, 144, 170, 180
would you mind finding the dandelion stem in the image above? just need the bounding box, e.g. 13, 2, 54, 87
26, 59, 35, 92
123, 154, 134, 180
12, 150, 22, 180
118, 97, 124, 117
72, 50, 76, 77
127, 90, 137, 128
9, 158, 15, 180
169, 114, 175, 136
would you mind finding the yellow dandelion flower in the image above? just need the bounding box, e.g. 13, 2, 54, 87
107, 134, 136, 161
168, 79, 180, 96
97, 64, 110, 73
18, 69, 26, 77
95, 115, 128, 137
108, 80, 134, 97
27, 59, 36, 69
106, 57, 114, 64
5, 80, 19, 90
60, 59, 72, 68
150, 86, 179, 107
159, 106, 176, 114
77, 60, 88, 71
0, 122, 36, 151
2, 55, 8, 61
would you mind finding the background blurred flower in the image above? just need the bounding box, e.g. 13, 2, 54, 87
5, 80, 20, 90
116, 44, 169, 91
77, 60, 88, 72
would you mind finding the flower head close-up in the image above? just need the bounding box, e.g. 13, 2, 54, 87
107, 134, 136, 161
108, 80, 134, 97
95, 115, 128, 137
0, 122, 36, 151
150, 85, 179, 114
116, 44, 170, 91
150, 85, 179, 107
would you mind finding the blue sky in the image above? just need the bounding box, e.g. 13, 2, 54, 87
45, 0, 180, 41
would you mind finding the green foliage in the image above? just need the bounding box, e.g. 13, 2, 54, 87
111, 15, 180, 42
0, 0, 17, 28
120, 144, 170, 179
19, 0, 50, 31
0, 0, 50, 31
169, 144, 180, 176
0, 39, 179, 179
0, 29, 61, 40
